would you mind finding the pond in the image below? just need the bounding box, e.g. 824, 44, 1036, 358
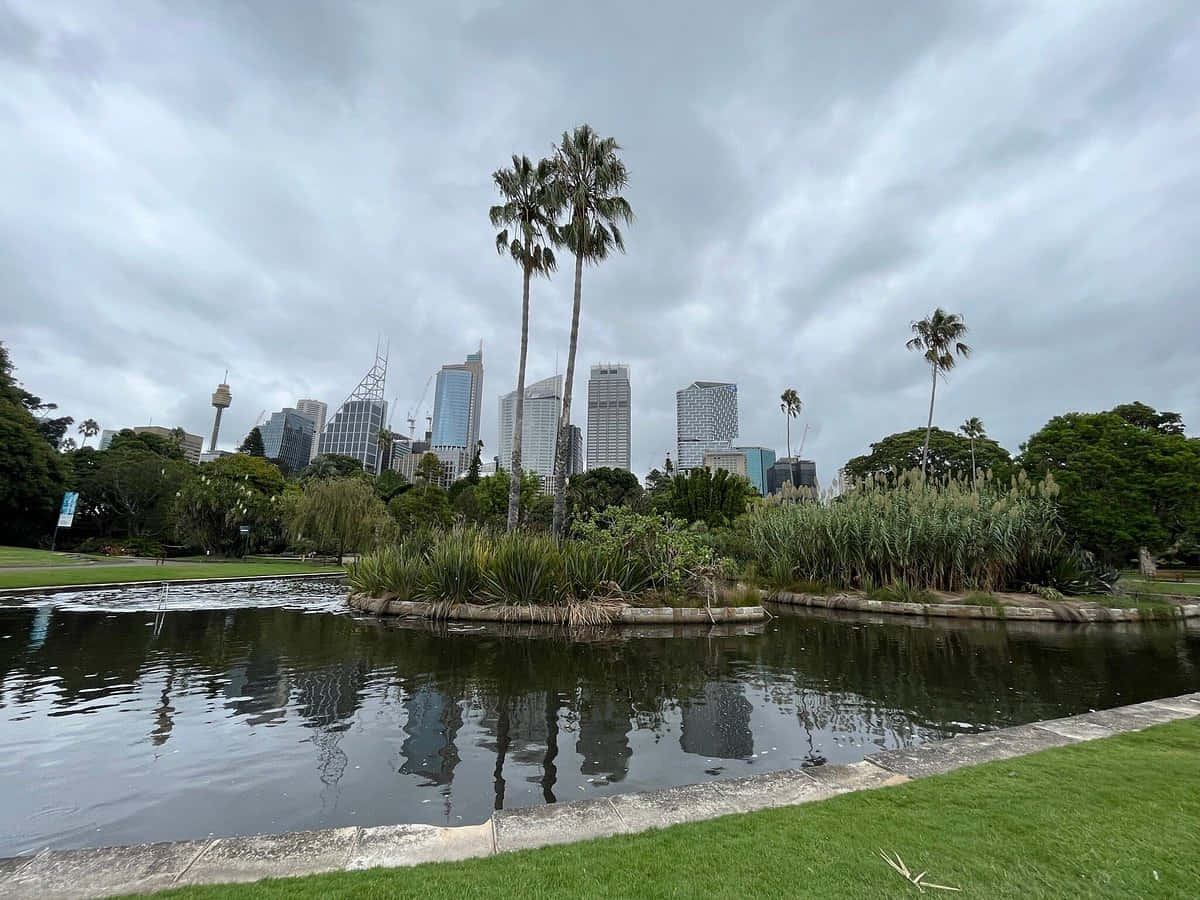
2, 580, 1198, 857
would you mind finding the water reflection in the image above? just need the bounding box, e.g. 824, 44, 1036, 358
0, 584, 1198, 856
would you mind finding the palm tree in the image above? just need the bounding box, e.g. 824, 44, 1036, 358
490, 154, 559, 531
780, 389, 802, 459
906, 309, 971, 480
960, 416, 985, 489
549, 124, 633, 537
78, 418, 100, 447
375, 428, 394, 476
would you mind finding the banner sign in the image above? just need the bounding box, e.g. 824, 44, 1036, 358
57, 491, 79, 529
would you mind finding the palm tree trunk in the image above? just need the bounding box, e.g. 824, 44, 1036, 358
551, 248, 585, 538
507, 264, 532, 531
785, 415, 792, 459
970, 436, 976, 490
922, 366, 937, 480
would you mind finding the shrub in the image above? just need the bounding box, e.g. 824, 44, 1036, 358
418, 529, 490, 605
483, 532, 567, 606
348, 544, 424, 600
572, 507, 726, 593
561, 541, 652, 598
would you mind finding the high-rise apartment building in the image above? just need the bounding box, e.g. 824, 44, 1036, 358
260, 408, 315, 474
317, 345, 388, 473
431, 345, 483, 456
586, 364, 631, 470
676, 381, 738, 471
499, 374, 566, 493
295, 399, 327, 464
734, 446, 776, 496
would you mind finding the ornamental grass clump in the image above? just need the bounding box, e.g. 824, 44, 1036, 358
418, 528, 490, 607
750, 469, 1072, 593
347, 544, 423, 600
483, 532, 568, 606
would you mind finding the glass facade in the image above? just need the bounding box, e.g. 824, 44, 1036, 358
261, 409, 316, 474
431, 369, 473, 447
734, 446, 776, 496
317, 399, 387, 473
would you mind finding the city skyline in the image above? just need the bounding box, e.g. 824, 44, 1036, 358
5, 2, 1196, 483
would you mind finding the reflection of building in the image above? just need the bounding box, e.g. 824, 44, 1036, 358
735, 446, 776, 496
295, 399, 327, 464
317, 346, 388, 474
399, 685, 463, 786
498, 375, 567, 492
680, 682, 753, 759
676, 381, 738, 472
586, 364, 631, 470
260, 408, 316, 474
576, 692, 633, 783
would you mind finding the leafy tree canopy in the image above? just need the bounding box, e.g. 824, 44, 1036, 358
239, 426, 266, 457
844, 427, 1014, 485
107, 429, 186, 461
654, 467, 755, 528
567, 467, 644, 518
375, 469, 409, 504
289, 477, 390, 563
201, 453, 286, 497
302, 453, 366, 480
388, 485, 452, 533
1018, 405, 1200, 563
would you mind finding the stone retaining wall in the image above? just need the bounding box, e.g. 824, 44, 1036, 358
4, 692, 1197, 899
770, 589, 1200, 623
349, 593, 769, 624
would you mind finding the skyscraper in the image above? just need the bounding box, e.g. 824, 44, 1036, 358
260, 408, 316, 474
317, 345, 388, 473
676, 381, 738, 471
498, 374, 565, 492
295, 399, 327, 464
429, 346, 483, 480
586, 364, 631, 470
734, 446, 777, 496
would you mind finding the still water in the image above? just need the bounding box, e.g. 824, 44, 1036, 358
2, 580, 1198, 857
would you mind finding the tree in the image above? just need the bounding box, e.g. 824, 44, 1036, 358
843, 427, 1013, 485
59, 437, 77, 453
474, 469, 541, 527
906, 309, 971, 479
657, 467, 754, 528
173, 455, 286, 555
94, 445, 192, 537
1018, 406, 1200, 564
375, 469, 409, 504
239, 426, 266, 457
491, 153, 559, 532
467, 439, 483, 485
415, 452, 443, 494
780, 389, 802, 459
960, 416, 986, 489
388, 485, 452, 533
375, 428, 394, 475
0, 342, 69, 543
303, 453, 367, 480
289, 477, 389, 564
645, 468, 672, 497
78, 418, 100, 447
549, 124, 634, 538
567, 467, 644, 519
1111, 401, 1185, 435
107, 429, 185, 460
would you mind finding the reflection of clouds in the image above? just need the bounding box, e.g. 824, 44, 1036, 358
680, 681, 753, 760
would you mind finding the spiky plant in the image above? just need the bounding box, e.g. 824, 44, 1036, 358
483, 532, 568, 606
906, 309, 971, 479
418, 529, 490, 606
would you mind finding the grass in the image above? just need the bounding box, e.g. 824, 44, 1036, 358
0, 546, 105, 567
141, 717, 1200, 899
0, 560, 344, 590
1118, 578, 1200, 598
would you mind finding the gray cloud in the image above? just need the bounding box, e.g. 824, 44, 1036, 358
2, 0, 1197, 483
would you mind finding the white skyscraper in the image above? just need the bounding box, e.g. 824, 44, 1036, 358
498, 375, 579, 492
586, 364, 631, 470
676, 381, 738, 471
295, 398, 327, 464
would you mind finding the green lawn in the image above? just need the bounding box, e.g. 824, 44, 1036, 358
0, 561, 344, 590
0, 546, 103, 568
143, 717, 1200, 899
1118, 578, 1200, 598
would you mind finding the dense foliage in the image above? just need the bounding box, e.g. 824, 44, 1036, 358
173, 455, 288, 555
289, 476, 391, 562
844, 427, 1013, 485
1018, 404, 1200, 564
566, 466, 644, 518
748, 470, 1111, 594
651, 467, 755, 528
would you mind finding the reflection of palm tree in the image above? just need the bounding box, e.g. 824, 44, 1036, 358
492, 698, 511, 810
542, 692, 559, 803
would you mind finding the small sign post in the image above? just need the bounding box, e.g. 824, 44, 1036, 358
50, 491, 79, 552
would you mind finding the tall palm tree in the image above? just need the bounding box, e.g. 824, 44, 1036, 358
779, 389, 802, 459
375, 428, 394, 476
960, 416, 985, 489
549, 124, 633, 537
906, 308, 971, 480
78, 418, 100, 447
490, 154, 559, 532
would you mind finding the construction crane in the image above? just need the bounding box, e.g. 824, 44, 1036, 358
254, 409, 266, 428
407, 374, 434, 439
386, 396, 400, 432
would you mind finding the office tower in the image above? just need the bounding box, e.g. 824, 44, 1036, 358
209, 379, 232, 453
317, 344, 388, 473
568, 424, 584, 476
387, 433, 411, 472
260, 408, 316, 474
586, 364, 631, 470
431, 345, 483, 454
295, 399, 327, 464
768, 458, 819, 495
675, 381, 738, 471
498, 375, 563, 492
702, 448, 748, 479
734, 446, 777, 496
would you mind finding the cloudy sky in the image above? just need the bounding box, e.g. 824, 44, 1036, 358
3, 0, 1197, 482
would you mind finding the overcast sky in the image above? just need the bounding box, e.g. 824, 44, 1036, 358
3, 0, 1197, 483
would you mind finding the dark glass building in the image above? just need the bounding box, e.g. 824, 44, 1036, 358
260, 408, 316, 474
